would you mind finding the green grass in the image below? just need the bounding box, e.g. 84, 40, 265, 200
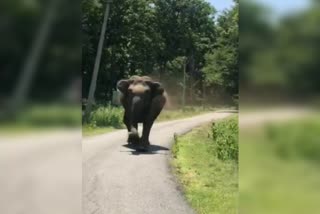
212, 117, 238, 161
0, 104, 81, 134
18, 105, 81, 126
157, 106, 216, 122
172, 116, 238, 214
240, 115, 320, 214
88, 105, 124, 128
83, 105, 229, 136
0, 124, 61, 135
82, 125, 116, 136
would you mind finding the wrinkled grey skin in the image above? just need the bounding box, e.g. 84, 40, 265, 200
117, 76, 166, 151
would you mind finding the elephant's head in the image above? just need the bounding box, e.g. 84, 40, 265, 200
117, 76, 164, 120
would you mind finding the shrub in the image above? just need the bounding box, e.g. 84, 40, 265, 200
211, 116, 238, 161
89, 106, 124, 128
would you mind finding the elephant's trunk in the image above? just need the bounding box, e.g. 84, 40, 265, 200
130, 95, 145, 124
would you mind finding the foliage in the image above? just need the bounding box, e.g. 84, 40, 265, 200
88, 105, 124, 128
211, 116, 238, 161
1, 0, 80, 101
241, 0, 320, 96
203, 2, 239, 95
172, 121, 238, 214
82, 0, 239, 103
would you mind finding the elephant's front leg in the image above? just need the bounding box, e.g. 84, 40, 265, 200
139, 121, 153, 150
124, 115, 139, 145
128, 123, 139, 145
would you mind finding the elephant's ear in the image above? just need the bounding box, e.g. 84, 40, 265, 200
117, 79, 131, 94
147, 81, 164, 97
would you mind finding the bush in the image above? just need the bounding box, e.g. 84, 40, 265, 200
89, 106, 124, 128
211, 116, 238, 161
266, 118, 320, 163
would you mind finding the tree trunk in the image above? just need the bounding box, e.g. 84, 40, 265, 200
9, 0, 60, 113
85, 1, 112, 120
182, 58, 187, 107
202, 81, 206, 106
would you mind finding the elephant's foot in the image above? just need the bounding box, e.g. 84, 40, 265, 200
136, 139, 150, 152
136, 145, 148, 152
127, 131, 139, 145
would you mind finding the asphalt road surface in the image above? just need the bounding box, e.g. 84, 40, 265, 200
83, 111, 235, 214
1, 107, 313, 214
0, 129, 82, 214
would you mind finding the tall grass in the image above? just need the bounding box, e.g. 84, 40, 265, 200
88, 106, 124, 128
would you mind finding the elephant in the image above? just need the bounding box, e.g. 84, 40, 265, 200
117, 76, 166, 151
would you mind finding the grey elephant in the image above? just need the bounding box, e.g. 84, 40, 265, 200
117, 76, 166, 151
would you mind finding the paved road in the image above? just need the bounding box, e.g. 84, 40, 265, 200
83, 111, 235, 214
0, 129, 82, 214
0, 107, 313, 214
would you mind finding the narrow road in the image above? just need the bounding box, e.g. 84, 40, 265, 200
0, 129, 81, 214
0, 108, 311, 214
83, 111, 235, 214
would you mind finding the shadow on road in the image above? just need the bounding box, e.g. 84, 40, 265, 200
122, 144, 169, 155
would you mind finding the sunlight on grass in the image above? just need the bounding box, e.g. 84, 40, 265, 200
172, 116, 238, 214
0, 105, 81, 135
240, 115, 320, 214
83, 105, 230, 136
82, 125, 120, 137
157, 106, 225, 122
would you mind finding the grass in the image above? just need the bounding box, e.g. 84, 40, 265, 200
172, 116, 238, 214
88, 106, 124, 128
83, 105, 229, 136
82, 125, 116, 136
0, 104, 81, 135
0, 123, 61, 135
240, 115, 320, 214
212, 116, 238, 161
157, 106, 217, 122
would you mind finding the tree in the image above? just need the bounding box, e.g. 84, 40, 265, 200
85, 0, 112, 119
82, 0, 238, 106
203, 2, 239, 96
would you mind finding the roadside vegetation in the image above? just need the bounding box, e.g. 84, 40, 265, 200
157, 106, 223, 122
82, 105, 227, 136
240, 115, 320, 213
172, 116, 238, 214
82, 0, 239, 114
82, 0, 239, 137
0, 105, 81, 134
